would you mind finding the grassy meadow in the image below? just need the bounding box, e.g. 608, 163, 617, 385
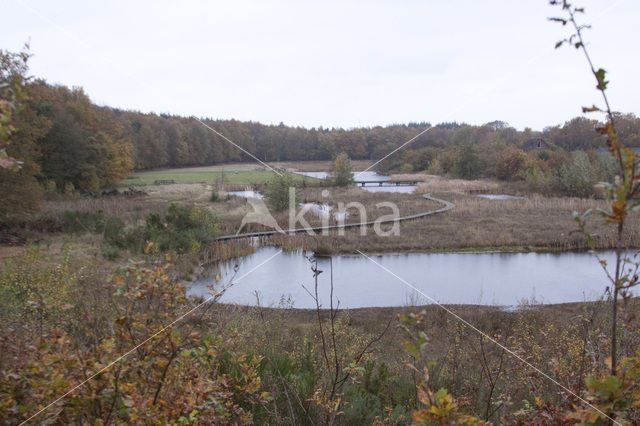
121, 160, 373, 186
122, 167, 295, 186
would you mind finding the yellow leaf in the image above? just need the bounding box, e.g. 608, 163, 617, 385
606, 201, 627, 222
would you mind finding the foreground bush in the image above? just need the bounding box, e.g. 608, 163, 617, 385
0, 257, 267, 424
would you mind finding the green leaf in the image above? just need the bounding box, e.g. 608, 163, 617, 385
418, 330, 429, 345
594, 68, 609, 90
585, 375, 621, 398
434, 388, 449, 402
402, 341, 418, 358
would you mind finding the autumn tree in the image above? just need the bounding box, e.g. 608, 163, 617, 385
452, 144, 483, 180
495, 148, 527, 180
0, 46, 50, 217
0, 45, 30, 171
33, 83, 133, 192
329, 152, 354, 186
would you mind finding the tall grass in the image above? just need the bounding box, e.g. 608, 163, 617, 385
271, 192, 640, 254
410, 174, 504, 194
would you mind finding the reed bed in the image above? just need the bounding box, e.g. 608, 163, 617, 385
43, 196, 169, 223
144, 183, 213, 202
23, 176, 640, 260
409, 174, 504, 194
271, 192, 640, 254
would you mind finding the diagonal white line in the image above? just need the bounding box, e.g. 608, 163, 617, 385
355, 249, 621, 426
193, 117, 282, 176
355, 0, 624, 181
355, 126, 433, 179
20, 249, 283, 426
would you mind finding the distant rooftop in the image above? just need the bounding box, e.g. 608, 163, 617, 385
523, 138, 550, 151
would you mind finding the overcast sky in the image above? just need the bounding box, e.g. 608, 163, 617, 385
3, 0, 639, 130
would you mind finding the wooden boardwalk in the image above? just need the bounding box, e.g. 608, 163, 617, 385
214, 194, 454, 241
354, 179, 424, 187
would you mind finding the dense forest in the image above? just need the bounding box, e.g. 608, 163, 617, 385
3, 46, 640, 215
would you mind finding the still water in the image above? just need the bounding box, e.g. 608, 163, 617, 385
188, 247, 623, 309
300, 203, 349, 221
295, 171, 388, 181
227, 190, 264, 199
295, 171, 417, 193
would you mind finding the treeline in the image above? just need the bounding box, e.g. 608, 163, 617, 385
4, 46, 640, 215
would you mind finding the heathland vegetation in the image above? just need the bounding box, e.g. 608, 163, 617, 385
2, 1, 640, 424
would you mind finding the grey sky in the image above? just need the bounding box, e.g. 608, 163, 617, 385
3, 0, 639, 130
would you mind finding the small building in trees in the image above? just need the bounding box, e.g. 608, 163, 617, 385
523, 138, 550, 151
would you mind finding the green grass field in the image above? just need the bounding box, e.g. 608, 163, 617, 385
121, 167, 311, 186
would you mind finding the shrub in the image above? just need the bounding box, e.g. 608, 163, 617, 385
0, 258, 269, 424
524, 166, 554, 194
102, 217, 126, 245
61, 210, 105, 233
557, 151, 598, 197
266, 173, 297, 212
0, 246, 76, 329
142, 203, 218, 253
102, 245, 120, 260
426, 158, 443, 175
63, 182, 75, 195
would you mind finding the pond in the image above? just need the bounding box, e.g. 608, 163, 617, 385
227, 190, 264, 199
188, 247, 624, 309
295, 170, 388, 181
300, 203, 349, 221
295, 170, 417, 194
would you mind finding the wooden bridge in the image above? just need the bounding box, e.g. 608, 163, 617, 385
354, 179, 424, 187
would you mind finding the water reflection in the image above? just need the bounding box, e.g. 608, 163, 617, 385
295, 171, 415, 193
300, 203, 349, 221
188, 247, 621, 309
295, 171, 388, 181
228, 190, 264, 199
